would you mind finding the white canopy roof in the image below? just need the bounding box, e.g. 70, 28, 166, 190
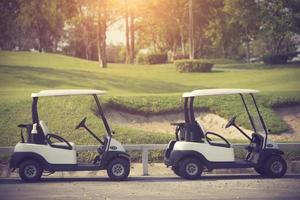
31, 89, 106, 97
183, 89, 259, 98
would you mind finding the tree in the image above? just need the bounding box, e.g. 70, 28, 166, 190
224, 0, 260, 63
16, 0, 76, 52
188, 0, 195, 59
259, 0, 298, 55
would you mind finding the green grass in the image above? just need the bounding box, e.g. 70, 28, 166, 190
1, 51, 300, 147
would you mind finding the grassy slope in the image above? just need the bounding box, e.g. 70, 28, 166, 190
0, 51, 300, 146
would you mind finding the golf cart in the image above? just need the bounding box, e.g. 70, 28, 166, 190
164, 89, 287, 179
10, 89, 130, 182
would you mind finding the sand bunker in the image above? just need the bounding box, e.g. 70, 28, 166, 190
106, 105, 300, 142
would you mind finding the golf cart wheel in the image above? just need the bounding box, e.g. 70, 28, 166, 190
107, 157, 130, 181
19, 159, 43, 182
171, 166, 181, 177
254, 167, 266, 176
263, 155, 287, 178
179, 158, 203, 180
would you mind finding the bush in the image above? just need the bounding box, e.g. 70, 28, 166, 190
147, 53, 168, 64
173, 53, 189, 60
262, 54, 289, 65
175, 60, 214, 72
136, 53, 147, 64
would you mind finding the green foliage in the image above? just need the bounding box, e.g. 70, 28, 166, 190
146, 53, 168, 65
262, 54, 289, 65
136, 53, 168, 65
175, 60, 213, 72
173, 54, 189, 60
136, 53, 147, 64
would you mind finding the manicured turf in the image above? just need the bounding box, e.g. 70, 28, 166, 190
0, 51, 300, 146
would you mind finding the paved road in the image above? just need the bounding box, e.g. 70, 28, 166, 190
0, 174, 300, 200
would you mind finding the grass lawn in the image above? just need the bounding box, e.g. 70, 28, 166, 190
1, 51, 300, 147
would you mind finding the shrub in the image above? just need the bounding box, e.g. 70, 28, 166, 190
175, 60, 214, 72
136, 53, 147, 64
173, 53, 189, 60
146, 53, 168, 64
262, 54, 289, 65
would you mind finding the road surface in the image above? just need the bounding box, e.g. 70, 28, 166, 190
0, 174, 300, 200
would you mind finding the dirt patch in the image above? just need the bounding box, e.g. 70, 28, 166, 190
106, 109, 251, 140
271, 105, 300, 141
107, 106, 300, 142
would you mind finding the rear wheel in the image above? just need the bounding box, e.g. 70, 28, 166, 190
263, 155, 287, 178
107, 158, 130, 181
19, 160, 43, 182
254, 167, 266, 176
172, 165, 181, 177
179, 158, 203, 180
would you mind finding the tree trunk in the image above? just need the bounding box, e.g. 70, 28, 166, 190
97, 1, 107, 68
180, 26, 185, 55
129, 10, 135, 64
125, 2, 130, 64
245, 40, 250, 63
189, 0, 195, 59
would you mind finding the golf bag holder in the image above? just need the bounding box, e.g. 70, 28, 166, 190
18, 124, 33, 143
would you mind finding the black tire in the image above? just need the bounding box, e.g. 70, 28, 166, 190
19, 159, 43, 182
172, 165, 181, 177
254, 167, 266, 176
107, 157, 130, 181
263, 155, 287, 178
179, 158, 203, 180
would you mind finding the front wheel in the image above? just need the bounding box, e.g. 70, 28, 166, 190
179, 158, 203, 180
263, 155, 287, 178
107, 157, 130, 181
19, 160, 43, 182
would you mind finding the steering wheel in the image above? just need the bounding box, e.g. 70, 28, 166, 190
75, 117, 87, 130
225, 116, 237, 128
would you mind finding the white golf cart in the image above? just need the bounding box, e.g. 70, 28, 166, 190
164, 89, 287, 179
10, 89, 130, 182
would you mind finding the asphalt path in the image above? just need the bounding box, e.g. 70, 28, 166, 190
0, 174, 300, 200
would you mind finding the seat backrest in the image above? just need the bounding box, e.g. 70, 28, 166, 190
39, 120, 49, 136
185, 121, 205, 142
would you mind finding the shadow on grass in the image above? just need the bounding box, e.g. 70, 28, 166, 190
0, 65, 202, 94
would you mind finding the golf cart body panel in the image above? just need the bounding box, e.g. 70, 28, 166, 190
165, 88, 287, 179
13, 142, 77, 164
172, 141, 235, 162
10, 89, 130, 182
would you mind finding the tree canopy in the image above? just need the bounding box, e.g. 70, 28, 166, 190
0, 0, 299, 66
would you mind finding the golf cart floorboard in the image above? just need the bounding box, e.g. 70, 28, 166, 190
76, 163, 102, 171
211, 160, 256, 169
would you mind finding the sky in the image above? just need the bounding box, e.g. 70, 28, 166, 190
107, 20, 125, 45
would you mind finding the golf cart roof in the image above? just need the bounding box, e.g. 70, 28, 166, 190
31, 89, 106, 97
183, 89, 259, 98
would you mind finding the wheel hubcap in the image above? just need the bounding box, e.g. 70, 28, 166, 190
24, 165, 37, 178
112, 163, 125, 176
186, 163, 198, 176
271, 161, 283, 174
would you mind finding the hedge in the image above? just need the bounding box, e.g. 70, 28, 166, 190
262, 54, 289, 65
175, 60, 214, 72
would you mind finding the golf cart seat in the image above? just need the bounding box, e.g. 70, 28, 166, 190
40, 120, 75, 150
185, 121, 205, 142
